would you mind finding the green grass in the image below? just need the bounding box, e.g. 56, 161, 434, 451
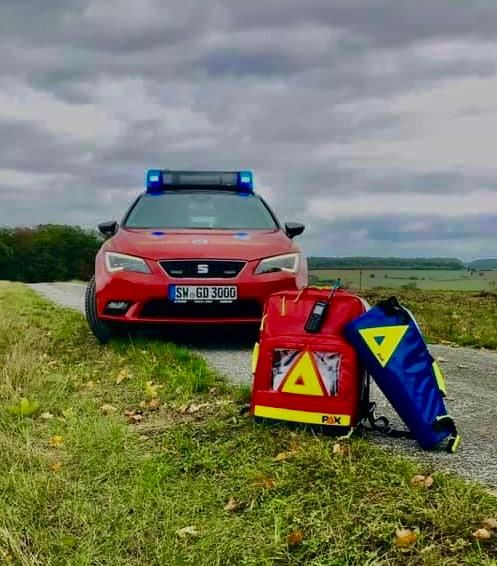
360, 289, 497, 351
1, 282, 497, 565
310, 269, 497, 291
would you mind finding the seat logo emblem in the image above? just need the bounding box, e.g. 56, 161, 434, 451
197, 264, 209, 274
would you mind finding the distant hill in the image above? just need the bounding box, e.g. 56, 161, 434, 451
308, 257, 466, 270
466, 258, 497, 270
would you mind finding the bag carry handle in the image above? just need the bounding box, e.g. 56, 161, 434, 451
376, 296, 411, 324
292, 280, 342, 304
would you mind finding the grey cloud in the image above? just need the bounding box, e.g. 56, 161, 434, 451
304, 214, 497, 260
1, 0, 497, 259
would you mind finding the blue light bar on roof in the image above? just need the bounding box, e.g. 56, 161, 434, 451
145, 169, 254, 193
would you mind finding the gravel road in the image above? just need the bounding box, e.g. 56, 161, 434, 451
28, 282, 497, 488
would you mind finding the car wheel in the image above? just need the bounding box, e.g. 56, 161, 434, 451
85, 276, 113, 344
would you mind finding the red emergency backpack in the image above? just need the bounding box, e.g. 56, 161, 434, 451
250, 287, 369, 432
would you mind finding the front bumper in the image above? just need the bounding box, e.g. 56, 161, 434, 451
95, 257, 305, 325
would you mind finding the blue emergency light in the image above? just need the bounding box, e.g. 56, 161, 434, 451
145, 169, 254, 193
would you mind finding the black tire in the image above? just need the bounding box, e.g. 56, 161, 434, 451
85, 276, 113, 344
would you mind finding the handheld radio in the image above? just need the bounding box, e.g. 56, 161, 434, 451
304, 280, 341, 333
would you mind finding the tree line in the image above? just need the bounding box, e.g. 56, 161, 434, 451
308, 256, 466, 270
0, 225, 101, 283
0, 224, 472, 283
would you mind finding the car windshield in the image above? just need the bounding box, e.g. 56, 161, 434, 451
124, 191, 278, 230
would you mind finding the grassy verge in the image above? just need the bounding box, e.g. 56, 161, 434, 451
361, 289, 497, 350
1, 282, 497, 565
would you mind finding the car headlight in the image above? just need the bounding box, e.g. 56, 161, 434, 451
255, 253, 299, 275
105, 252, 151, 274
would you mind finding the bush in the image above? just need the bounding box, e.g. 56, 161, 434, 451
0, 225, 101, 283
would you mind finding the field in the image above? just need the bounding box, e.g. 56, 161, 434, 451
310, 269, 497, 291
1, 282, 497, 565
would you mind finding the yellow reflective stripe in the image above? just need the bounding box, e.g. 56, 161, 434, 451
254, 405, 351, 426
432, 361, 447, 396
450, 435, 462, 453
251, 342, 260, 374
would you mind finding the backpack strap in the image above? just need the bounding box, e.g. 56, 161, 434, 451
361, 402, 461, 452
361, 401, 413, 440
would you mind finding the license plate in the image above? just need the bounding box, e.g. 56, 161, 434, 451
169, 285, 237, 302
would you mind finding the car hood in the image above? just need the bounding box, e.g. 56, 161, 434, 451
109, 229, 294, 261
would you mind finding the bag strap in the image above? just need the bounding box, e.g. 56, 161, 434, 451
361, 402, 461, 453
361, 401, 413, 439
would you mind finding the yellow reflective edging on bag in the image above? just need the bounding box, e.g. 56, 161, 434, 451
251, 342, 260, 374
432, 361, 447, 396
254, 405, 351, 426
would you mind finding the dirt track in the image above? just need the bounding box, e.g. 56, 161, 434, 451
29, 282, 497, 488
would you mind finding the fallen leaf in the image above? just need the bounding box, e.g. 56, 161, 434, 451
124, 410, 145, 424
254, 476, 276, 489
139, 435, 149, 441
148, 398, 161, 411
274, 451, 297, 462
473, 528, 492, 541
457, 364, 469, 369
49, 435, 64, 448
116, 369, 129, 385
80, 380, 95, 391
7, 398, 40, 417
215, 399, 233, 407
145, 381, 160, 399
100, 404, 118, 415
188, 402, 209, 414
176, 526, 199, 538
483, 518, 497, 531
139, 400, 147, 409
47, 360, 57, 367
437, 357, 448, 363
332, 443, 351, 456
287, 530, 305, 547
394, 528, 417, 548
411, 474, 434, 488
40, 411, 55, 420
49, 462, 62, 472
424, 475, 434, 488
224, 498, 239, 513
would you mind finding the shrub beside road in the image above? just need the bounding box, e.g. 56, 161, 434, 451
1, 282, 497, 564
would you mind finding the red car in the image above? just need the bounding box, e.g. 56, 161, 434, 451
85, 170, 307, 343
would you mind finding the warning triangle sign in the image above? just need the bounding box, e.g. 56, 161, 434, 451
280, 351, 325, 396
358, 325, 409, 367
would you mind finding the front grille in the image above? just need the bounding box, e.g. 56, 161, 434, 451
140, 299, 262, 319
159, 260, 246, 279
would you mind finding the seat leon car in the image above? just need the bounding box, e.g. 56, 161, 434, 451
85, 169, 307, 343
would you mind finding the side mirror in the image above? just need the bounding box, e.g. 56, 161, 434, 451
285, 222, 305, 239
98, 221, 118, 237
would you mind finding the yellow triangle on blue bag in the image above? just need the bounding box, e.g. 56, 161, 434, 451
358, 325, 409, 367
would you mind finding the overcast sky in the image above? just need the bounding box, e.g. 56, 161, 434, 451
1, 0, 496, 259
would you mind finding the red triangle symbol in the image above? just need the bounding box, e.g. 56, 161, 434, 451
295, 375, 305, 385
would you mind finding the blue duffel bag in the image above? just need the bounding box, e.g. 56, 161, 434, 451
344, 297, 460, 452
